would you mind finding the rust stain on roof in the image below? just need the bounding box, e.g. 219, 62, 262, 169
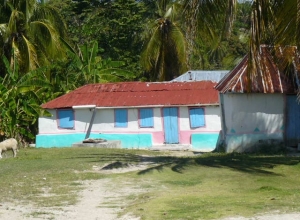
215, 45, 300, 93
42, 81, 219, 109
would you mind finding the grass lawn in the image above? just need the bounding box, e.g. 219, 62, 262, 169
1, 147, 300, 219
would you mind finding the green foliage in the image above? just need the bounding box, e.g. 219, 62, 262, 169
47, 41, 136, 87
49, 0, 147, 77
187, 1, 250, 70
0, 57, 49, 143
141, 0, 188, 81
1, 0, 298, 143
0, 0, 68, 76
75, 41, 136, 83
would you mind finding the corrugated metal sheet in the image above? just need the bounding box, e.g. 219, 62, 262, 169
172, 70, 229, 82
215, 45, 300, 93
42, 81, 219, 109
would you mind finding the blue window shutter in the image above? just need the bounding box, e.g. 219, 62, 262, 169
58, 109, 74, 129
190, 108, 205, 128
115, 109, 128, 127
140, 108, 154, 127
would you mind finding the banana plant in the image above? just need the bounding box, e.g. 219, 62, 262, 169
0, 56, 50, 143
74, 41, 136, 84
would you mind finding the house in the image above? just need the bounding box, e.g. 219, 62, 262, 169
215, 45, 300, 152
36, 81, 222, 151
172, 70, 229, 83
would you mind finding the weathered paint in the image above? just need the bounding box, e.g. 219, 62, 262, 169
215, 45, 300, 152
42, 81, 219, 109
37, 106, 221, 150
225, 133, 283, 153
221, 93, 285, 152
286, 95, 300, 146
216, 45, 300, 94
191, 133, 220, 151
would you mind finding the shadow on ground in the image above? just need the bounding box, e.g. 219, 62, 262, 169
71, 151, 300, 176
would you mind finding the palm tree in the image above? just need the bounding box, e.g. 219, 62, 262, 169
181, 0, 237, 67
141, 0, 187, 81
246, 0, 300, 78
0, 0, 67, 76
183, 0, 300, 80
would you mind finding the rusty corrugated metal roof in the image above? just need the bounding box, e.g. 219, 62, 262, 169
215, 45, 300, 93
42, 81, 219, 109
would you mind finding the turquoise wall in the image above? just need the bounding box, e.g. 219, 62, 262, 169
97, 134, 152, 148
225, 133, 283, 153
191, 133, 219, 151
36, 132, 218, 151
36, 133, 152, 148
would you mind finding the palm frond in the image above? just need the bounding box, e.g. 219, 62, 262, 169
141, 25, 163, 71
21, 34, 38, 70
141, 0, 187, 81
1, 0, 67, 75
30, 20, 62, 57
31, 3, 67, 37
273, 0, 298, 46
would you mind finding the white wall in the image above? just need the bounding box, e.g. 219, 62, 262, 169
92, 108, 163, 132
39, 109, 94, 133
39, 106, 221, 134
223, 93, 284, 133
179, 106, 221, 131
222, 93, 285, 152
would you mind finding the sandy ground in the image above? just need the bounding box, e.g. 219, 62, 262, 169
222, 213, 300, 220
2, 175, 300, 220
1, 153, 300, 220
0, 162, 152, 220
0, 178, 143, 220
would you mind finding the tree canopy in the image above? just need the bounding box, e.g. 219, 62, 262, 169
0, 0, 68, 76
0, 0, 299, 142
141, 0, 188, 81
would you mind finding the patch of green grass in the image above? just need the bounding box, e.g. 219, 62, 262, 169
164, 179, 201, 186
258, 186, 281, 191
123, 153, 300, 219
2, 148, 300, 219
0, 147, 161, 206
28, 211, 55, 219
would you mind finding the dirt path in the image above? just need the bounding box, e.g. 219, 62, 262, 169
1, 155, 300, 220
0, 177, 142, 220
2, 176, 300, 220
0, 161, 155, 220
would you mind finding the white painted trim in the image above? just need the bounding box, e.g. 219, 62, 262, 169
95, 104, 219, 109
72, 105, 96, 109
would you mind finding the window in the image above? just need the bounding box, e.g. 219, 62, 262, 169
115, 109, 128, 127
57, 109, 74, 129
189, 108, 205, 128
139, 108, 154, 128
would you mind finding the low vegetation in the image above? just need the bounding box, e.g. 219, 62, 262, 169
1, 147, 300, 219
